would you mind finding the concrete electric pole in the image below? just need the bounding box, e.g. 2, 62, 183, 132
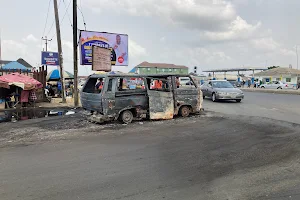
73, 0, 79, 107
41, 36, 52, 71
53, 0, 66, 103
296, 45, 299, 70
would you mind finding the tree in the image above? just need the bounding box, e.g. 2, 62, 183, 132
268, 66, 280, 69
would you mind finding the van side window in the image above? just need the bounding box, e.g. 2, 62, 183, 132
148, 78, 170, 92
83, 78, 98, 93
117, 77, 145, 91
177, 76, 197, 89
107, 79, 113, 92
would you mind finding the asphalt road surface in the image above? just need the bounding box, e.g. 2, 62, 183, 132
204, 91, 300, 124
1, 106, 300, 200
1, 92, 300, 200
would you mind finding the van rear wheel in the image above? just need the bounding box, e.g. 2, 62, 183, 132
121, 110, 133, 124
180, 106, 190, 117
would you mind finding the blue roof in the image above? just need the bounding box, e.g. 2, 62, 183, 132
2, 61, 30, 71
128, 67, 137, 73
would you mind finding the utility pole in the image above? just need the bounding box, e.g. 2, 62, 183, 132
296, 45, 299, 70
53, 0, 66, 103
42, 36, 52, 52
73, 0, 79, 107
41, 36, 52, 71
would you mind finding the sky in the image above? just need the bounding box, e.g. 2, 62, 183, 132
0, 0, 299, 75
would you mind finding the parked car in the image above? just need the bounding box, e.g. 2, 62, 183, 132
200, 80, 244, 102
260, 81, 290, 89
228, 80, 241, 88
81, 74, 203, 123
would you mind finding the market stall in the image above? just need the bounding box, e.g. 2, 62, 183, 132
0, 73, 43, 109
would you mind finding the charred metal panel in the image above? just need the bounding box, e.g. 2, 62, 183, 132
173, 87, 203, 113
115, 91, 148, 115
80, 91, 102, 112
148, 90, 174, 120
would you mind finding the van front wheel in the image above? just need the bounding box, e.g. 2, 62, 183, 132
180, 106, 190, 117
121, 110, 133, 124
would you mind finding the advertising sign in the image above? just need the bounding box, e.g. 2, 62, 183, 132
79, 30, 128, 66
92, 46, 112, 71
41, 51, 59, 66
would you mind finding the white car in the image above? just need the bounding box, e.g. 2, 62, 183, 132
260, 81, 291, 89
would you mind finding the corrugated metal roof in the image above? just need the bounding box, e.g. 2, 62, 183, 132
2, 61, 29, 71
16, 58, 33, 68
136, 61, 188, 69
0, 60, 12, 65
255, 67, 300, 76
203, 67, 267, 72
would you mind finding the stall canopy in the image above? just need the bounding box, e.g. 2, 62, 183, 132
0, 73, 43, 90
46, 69, 74, 81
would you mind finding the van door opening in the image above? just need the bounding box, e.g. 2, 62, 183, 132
146, 78, 174, 120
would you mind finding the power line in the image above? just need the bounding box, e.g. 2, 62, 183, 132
62, 0, 73, 28
42, 0, 52, 37
77, 5, 86, 30
50, 0, 72, 40
46, 0, 63, 38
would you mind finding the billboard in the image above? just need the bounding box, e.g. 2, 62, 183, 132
79, 30, 128, 66
92, 46, 112, 71
41, 51, 59, 66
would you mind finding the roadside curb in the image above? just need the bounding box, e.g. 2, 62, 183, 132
241, 88, 300, 95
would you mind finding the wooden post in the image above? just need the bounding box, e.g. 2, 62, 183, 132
54, 0, 66, 103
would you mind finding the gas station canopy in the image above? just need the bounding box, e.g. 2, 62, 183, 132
203, 67, 267, 73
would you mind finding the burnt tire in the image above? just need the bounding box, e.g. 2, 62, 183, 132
180, 106, 190, 117
121, 110, 133, 124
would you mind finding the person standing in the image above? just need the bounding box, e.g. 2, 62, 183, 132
247, 79, 251, 88
57, 81, 62, 97
113, 35, 127, 65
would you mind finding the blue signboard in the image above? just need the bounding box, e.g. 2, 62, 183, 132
41, 51, 59, 66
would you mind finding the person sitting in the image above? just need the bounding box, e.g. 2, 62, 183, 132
95, 78, 104, 92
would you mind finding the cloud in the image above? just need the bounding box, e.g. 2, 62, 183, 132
85, 0, 236, 31
250, 37, 295, 56
2, 39, 39, 67
22, 34, 38, 43
128, 39, 147, 58
174, 47, 232, 68
201, 16, 262, 41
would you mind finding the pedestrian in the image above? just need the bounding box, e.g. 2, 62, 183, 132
297, 82, 300, 90
253, 80, 256, 88
247, 79, 251, 88
29, 89, 37, 107
57, 81, 62, 97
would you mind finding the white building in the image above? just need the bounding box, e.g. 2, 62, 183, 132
254, 67, 300, 86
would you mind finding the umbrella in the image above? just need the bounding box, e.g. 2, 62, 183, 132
0, 73, 43, 90
46, 69, 74, 81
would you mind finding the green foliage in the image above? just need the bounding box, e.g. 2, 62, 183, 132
268, 66, 280, 69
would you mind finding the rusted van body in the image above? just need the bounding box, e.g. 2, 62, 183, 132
81, 74, 203, 123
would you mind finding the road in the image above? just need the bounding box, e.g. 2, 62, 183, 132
1, 92, 300, 200
204, 91, 300, 124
